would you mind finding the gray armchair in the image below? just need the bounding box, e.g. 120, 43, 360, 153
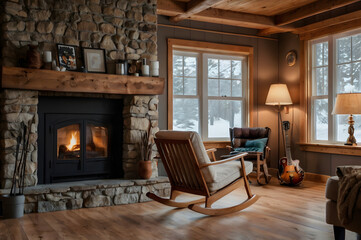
325, 166, 361, 240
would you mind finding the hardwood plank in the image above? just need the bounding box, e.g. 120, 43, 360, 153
170, 0, 224, 22
1, 67, 165, 95
42, 212, 87, 240
275, 0, 359, 26
2, 177, 357, 239
22, 213, 62, 240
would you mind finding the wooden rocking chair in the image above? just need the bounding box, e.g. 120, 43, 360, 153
146, 131, 259, 216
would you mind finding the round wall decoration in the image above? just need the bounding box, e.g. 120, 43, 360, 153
286, 50, 297, 66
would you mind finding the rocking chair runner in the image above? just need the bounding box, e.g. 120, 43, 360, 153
146, 131, 259, 216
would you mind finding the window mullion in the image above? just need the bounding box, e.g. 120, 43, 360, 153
202, 54, 208, 140
329, 36, 335, 142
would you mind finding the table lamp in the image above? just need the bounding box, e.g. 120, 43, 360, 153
332, 93, 361, 146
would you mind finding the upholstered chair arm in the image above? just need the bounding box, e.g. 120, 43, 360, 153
199, 152, 248, 168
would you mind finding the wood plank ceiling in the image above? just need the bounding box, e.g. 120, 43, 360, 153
157, 0, 361, 39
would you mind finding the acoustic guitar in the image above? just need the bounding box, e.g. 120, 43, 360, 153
278, 121, 304, 186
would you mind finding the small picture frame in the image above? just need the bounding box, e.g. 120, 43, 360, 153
57, 44, 77, 71
286, 50, 297, 67
83, 48, 107, 73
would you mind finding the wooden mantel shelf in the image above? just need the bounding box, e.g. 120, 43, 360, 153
1, 67, 165, 95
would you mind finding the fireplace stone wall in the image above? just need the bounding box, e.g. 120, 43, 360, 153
0, 0, 160, 189
0, 90, 160, 188
1, 0, 157, 67
0, 90, 39, 189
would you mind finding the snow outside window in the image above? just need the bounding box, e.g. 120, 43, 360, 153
172, 51, 248, 141
309, 29, 361, 143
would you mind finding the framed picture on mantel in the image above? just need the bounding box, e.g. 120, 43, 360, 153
57, 44, 77, 71
83, 48, 107, 73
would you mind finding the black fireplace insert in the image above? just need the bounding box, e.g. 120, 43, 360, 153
38, 96, 123, 184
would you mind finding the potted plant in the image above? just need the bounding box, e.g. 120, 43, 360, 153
1, 119, 33, 219
138, 121, 153, 179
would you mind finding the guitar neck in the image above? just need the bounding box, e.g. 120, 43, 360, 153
283, 124, 293, 165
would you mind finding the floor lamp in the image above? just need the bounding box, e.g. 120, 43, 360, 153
265, 84, 293, 160
332, 93, 361, 146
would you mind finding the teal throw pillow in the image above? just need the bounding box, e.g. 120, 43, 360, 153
244, 138, 268, 153
233, 147, 262, 153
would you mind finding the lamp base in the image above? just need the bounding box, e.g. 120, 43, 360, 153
344, 142, 357, 146
345, 114, 357, 146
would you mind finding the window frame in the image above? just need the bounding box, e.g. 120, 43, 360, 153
308, 28, 361, 145
202, 53, 248, 141
167, 39, 254, 142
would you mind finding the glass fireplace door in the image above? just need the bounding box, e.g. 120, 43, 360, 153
86, 124, 108, 159
46, 115, 114, 183
57, 124, 81, 160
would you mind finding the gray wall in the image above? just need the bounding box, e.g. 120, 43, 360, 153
278, 33, 361, 176
157, 16, 280, 169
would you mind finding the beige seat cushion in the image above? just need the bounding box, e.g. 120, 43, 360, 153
207, 160, 253, 192
155, 131, 216, 182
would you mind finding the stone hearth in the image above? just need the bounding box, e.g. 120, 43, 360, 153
0, 177, 170, 213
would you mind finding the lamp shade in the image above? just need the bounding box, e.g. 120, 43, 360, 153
265, 84, 293, 106
332, 93, 361, 115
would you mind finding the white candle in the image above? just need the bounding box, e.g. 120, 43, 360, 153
150, 69, 159, 77
142, 65, 150, 76
150, 61, 159, 69
43, 51, 52, 63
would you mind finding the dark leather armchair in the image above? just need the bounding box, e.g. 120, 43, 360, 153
229, 127, 272, 185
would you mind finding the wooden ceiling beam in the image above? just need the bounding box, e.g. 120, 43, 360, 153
257, 27, 291, 36
275, 0, 359, 26
294, 9, 361, 34
157, 0, 295, 31
299, 18, 361, 40
170, 0, 225, 23
157, 0, 186, 16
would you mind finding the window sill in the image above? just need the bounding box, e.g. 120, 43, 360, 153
299, 142, 361, 156
203, 141, 230, 149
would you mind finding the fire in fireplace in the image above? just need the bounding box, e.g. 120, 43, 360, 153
57, 125, 81, 159
57, 124, 108, 160
38, 96, 123, 184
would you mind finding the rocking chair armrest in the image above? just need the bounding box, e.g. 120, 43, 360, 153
265, 146, 271, 158
206, 148, 217, 162
199, 152, 248, 168
206, 148, 217, 153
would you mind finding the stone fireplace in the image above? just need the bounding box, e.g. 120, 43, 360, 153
0, 0, 170, 213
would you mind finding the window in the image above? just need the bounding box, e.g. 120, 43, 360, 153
168, 39, 253, 141
309, 28, 361, 143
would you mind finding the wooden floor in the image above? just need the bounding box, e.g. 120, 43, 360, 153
0, 177, 358, 240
